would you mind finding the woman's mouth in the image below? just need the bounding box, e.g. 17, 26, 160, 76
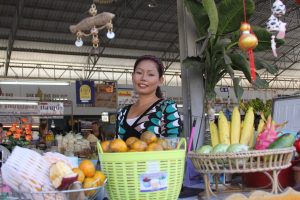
138, 84, 148, 88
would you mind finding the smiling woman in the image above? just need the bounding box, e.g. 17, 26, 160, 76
116, 55, 182, 141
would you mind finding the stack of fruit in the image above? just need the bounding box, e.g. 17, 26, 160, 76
100, 131, 175, 153
197, 106, 295, 154
49, 159, 106, 198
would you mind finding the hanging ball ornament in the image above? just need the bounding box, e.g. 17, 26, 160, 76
238, 22, 258, 51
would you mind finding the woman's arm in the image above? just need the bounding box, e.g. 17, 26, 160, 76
161, 100, 182, 137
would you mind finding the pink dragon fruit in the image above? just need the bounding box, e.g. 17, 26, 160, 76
255, 116, 278, 150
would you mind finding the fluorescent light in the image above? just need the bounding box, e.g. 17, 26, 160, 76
177, 104, 183, 108
0, 81, 70, 86
0, 101, 38, 105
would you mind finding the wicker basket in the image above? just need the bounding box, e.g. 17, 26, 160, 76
97, 138, 186, 200
188, 147, 295, 174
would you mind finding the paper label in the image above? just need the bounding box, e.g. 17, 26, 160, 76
140, 172, 167, 192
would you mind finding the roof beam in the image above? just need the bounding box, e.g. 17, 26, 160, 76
4, 0, 24, 76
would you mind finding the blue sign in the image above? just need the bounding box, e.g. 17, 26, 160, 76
76, 80, 95, 104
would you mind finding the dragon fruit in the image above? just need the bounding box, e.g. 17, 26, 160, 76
255, 115, 278, 150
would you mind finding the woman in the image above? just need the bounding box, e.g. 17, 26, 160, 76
116, 55, 182, 141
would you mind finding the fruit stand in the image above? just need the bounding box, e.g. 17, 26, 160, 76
189, 147, 294, 199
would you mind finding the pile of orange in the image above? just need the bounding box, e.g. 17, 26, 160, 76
72, 160, 106, 197
100, 131, 174, 153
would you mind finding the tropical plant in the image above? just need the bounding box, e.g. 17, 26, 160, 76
182, 0, 284, 102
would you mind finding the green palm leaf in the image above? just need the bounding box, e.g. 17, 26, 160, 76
255, 57, 278, 74
184, 0, 209, 37
217, 0, 255, 35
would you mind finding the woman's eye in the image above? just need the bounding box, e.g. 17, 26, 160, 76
135, 71, 142, 74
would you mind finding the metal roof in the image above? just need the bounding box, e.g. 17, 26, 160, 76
0, 0, 299, 88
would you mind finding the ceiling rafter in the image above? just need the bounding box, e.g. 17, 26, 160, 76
4, 0, 23, 76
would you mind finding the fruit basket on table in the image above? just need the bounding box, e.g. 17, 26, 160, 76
97, 137, 186, 200
1, 146, 106, 200
188, 147, 295, 198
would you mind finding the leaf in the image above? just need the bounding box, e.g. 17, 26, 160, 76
202, 0, 219, 35
253, 76, 269, 89
228, 53, 252, 82
184, 0, 210, 37
252, 26, 285, 52
255, 57, 278, 74
233, 78, 244, 102
217, 0, 255, 35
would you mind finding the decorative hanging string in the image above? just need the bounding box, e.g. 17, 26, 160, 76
242, 0, 256, 81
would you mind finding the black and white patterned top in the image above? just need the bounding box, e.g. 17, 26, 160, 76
116, 99, 182, 140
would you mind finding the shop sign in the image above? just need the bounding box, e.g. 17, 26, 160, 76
76, 80, 95, 104
0, 104, 39, 115
95, 82, 117, 108
39, 102, 64, 116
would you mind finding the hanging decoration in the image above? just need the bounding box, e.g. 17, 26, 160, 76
69, 3, 115, 48
266, 0, 287, 57
238, 0, 258, 81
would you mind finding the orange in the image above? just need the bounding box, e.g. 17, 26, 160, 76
157, 138, 172, 150
125, 137, 139, 147
79, 160, 96, 178
83, 177, 97, 197
130, 140, 147, 151
109, 139, 128, 152
141, 131, 157, 144
93, 171, 106, 186
101, 140, 111, 152
72, 168, 85, 183
146, 143, 163, 151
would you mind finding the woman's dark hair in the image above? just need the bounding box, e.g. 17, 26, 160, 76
133, 55, 165, 98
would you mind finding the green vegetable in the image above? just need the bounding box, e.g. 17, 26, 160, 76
196, 145, 213, 153
212, 144, 229, 153
268, 133, 295, 149
227, 144, 248, 153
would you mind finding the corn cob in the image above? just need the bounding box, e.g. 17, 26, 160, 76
240, 107, 254, 145
230, 106, 241, 144
257, 119, 265, 135
209, 121, 219, 147
248, 126, 255, 148
218, 111, 230, 145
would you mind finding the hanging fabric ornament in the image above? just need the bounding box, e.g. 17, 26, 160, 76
238, 0, 258, 81
271, 35, 278, 57
266, 0, 287, 57
272, 0, 286, 17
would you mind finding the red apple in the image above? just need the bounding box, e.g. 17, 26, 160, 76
49, 161, 78, 190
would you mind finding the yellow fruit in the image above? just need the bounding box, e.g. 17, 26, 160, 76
100, 140, 111, 152
146, 143, 163, 151
156, 138, 172, 150
128, 149, 138, 152
209, 121, 219, 147
240, 107, 254, 145
130, 140, 147, 151
218, 111, 230, 145
93, 171, 106, 186
141, 131, 157, 144
72, 168, 85, 183
109, 139, 128, 152
125, 137, 139, 147
79, 160, 96, 178
83, 177, 97, 197
230, 106, 241, 144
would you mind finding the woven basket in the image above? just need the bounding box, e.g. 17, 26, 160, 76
1, 146, 57, 200
97, 138, 186, 200
188, 147, 295, 174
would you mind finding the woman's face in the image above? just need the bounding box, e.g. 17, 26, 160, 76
132, 60, 163, 96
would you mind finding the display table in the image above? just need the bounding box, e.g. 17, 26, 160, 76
188, 147, 295, 199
